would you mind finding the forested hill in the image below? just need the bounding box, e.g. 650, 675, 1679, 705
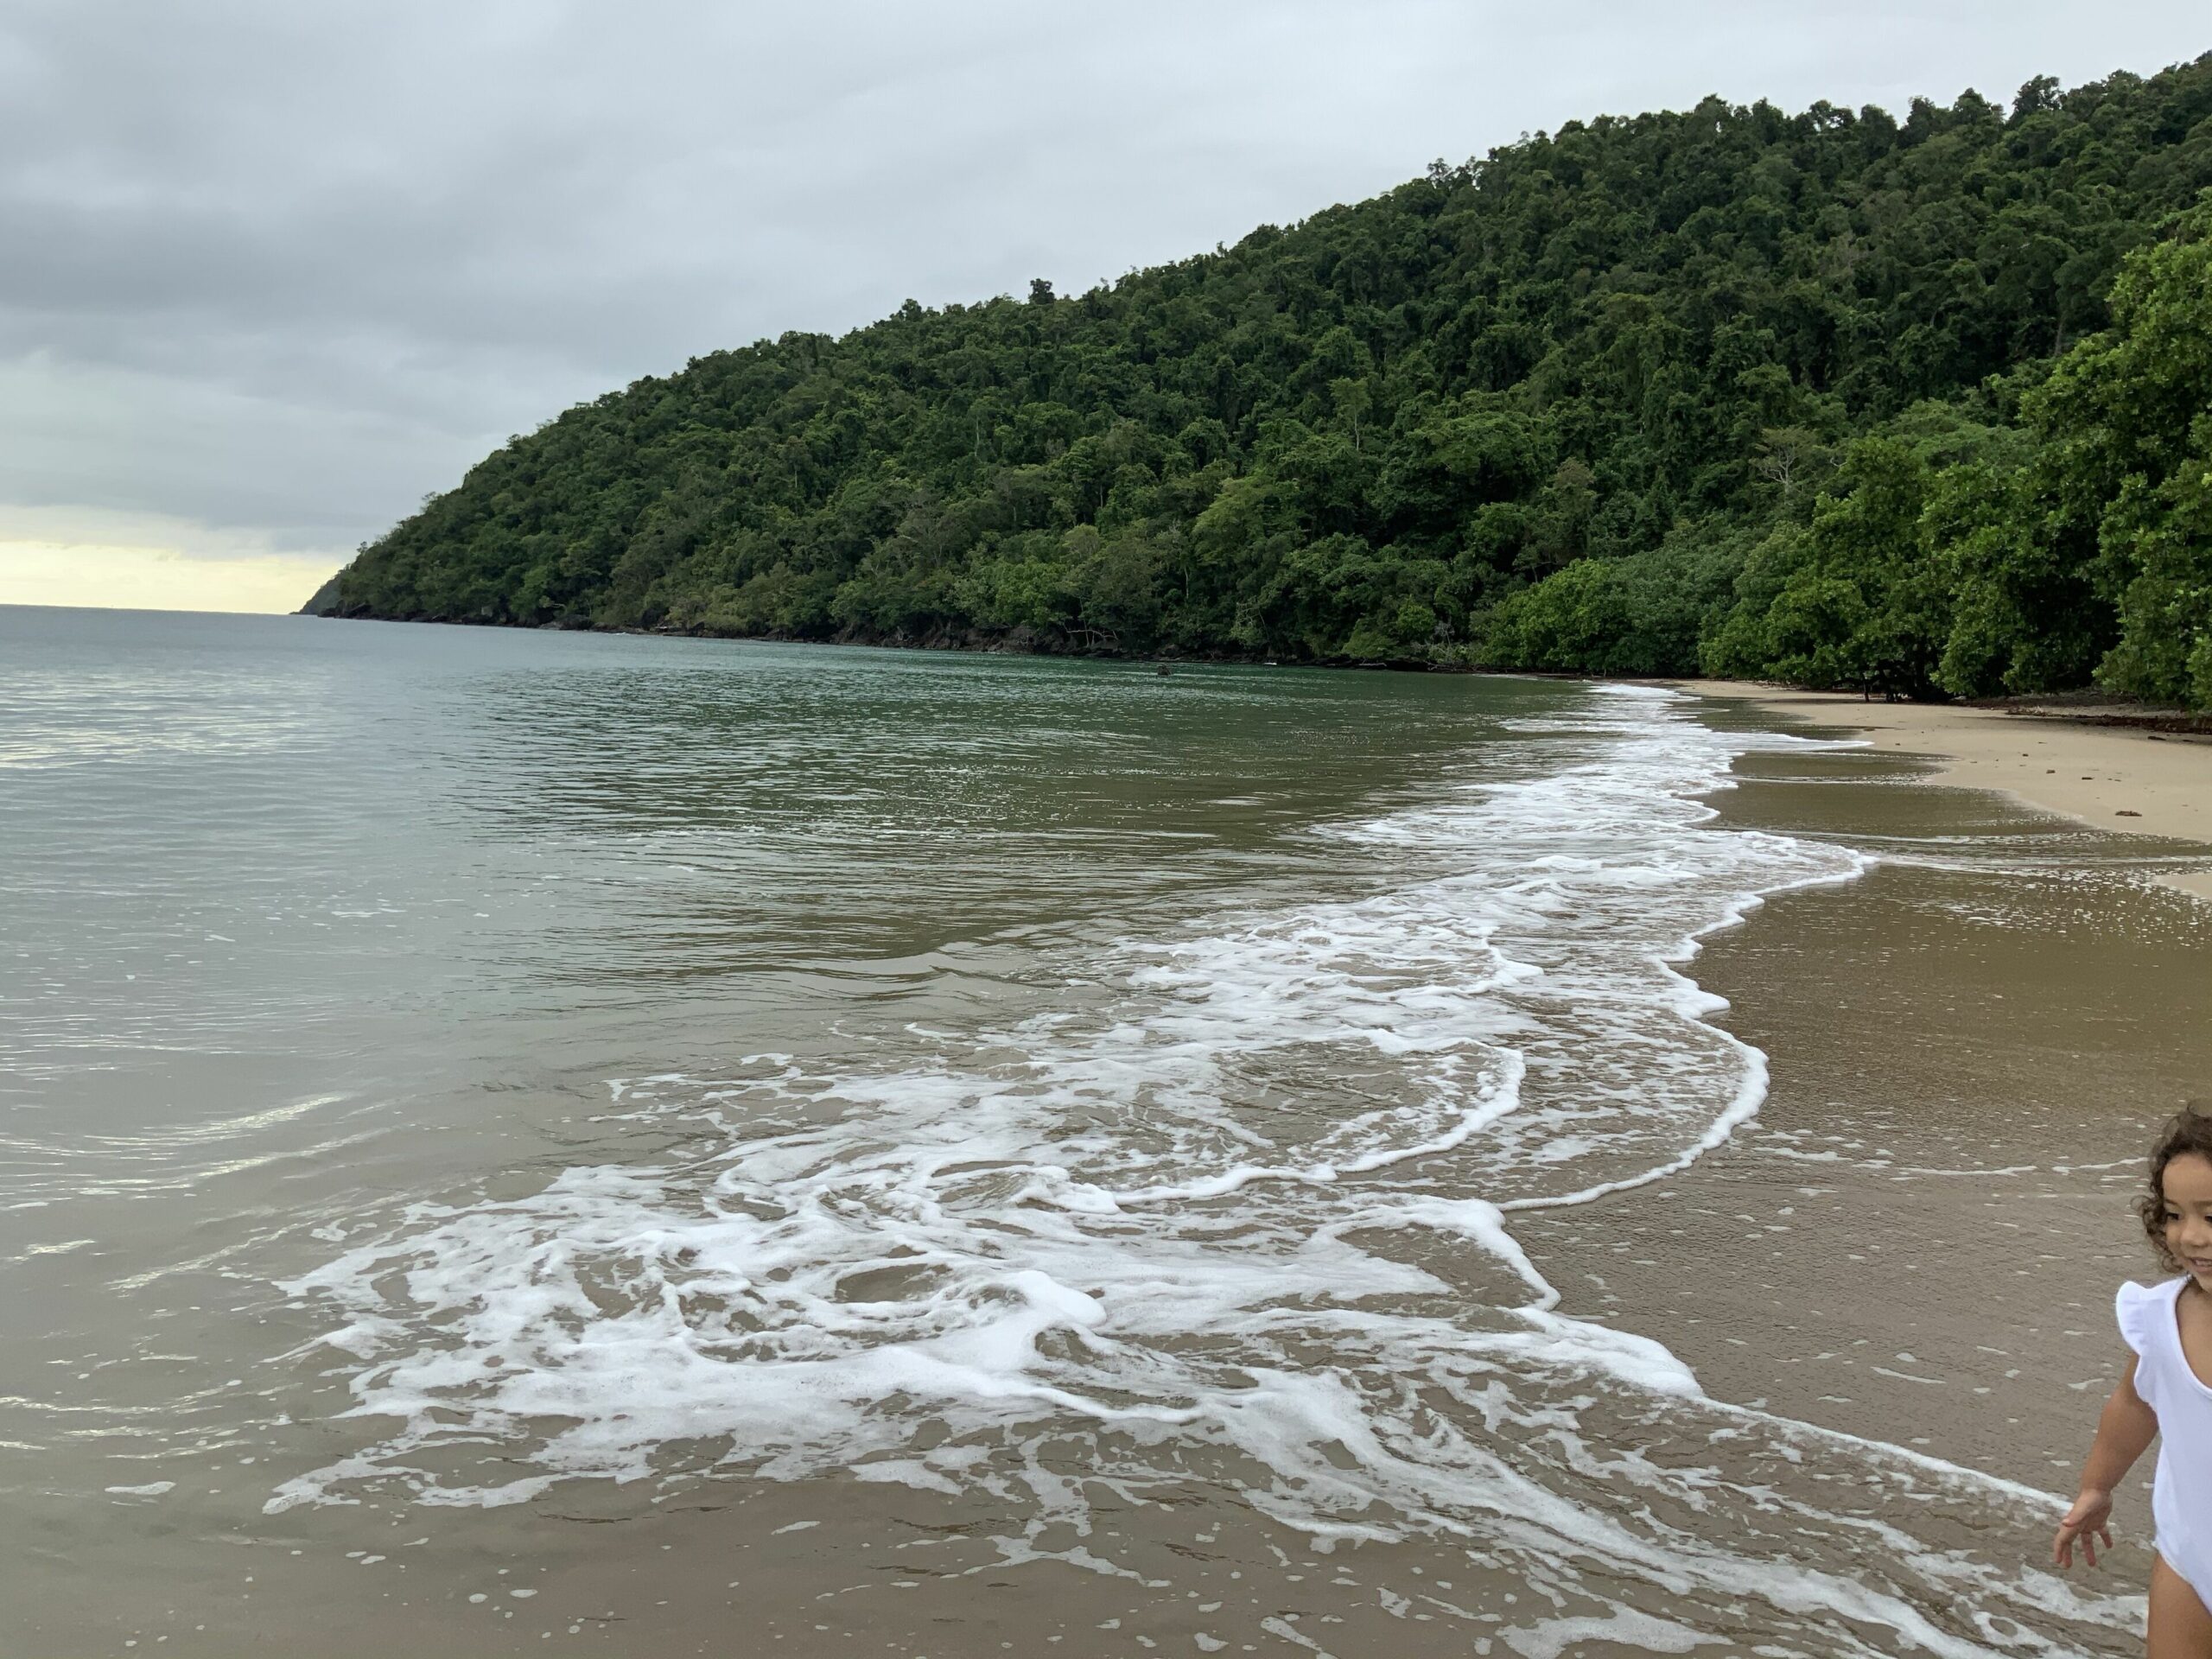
321, 57, 2212, 706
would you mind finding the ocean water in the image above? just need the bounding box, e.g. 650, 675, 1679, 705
0, 607, 2145, 1653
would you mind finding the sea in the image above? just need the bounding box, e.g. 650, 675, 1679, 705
0, 605, 2164, 1655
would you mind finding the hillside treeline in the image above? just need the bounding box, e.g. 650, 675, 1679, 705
324, 58, 2212, 705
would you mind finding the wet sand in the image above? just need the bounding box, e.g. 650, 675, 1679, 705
1680, 679, 2212, 901
1511, 707, 2212, 1618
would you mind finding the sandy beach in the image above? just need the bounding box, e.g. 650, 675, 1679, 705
1678, 680, 2212, 901
1510, 696, 2212, 1641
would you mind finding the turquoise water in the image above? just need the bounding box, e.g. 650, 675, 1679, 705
0, 608, 2139, 1655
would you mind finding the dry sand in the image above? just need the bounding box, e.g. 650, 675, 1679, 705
1678, 680, 2212, 901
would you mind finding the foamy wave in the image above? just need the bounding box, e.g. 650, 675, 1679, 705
270, 685, 2126, 1652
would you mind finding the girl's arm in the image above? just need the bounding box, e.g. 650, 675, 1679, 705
2054, 1356, 2158, 1568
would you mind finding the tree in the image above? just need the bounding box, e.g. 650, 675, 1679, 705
1936, 203, 2212, 703
316, 58, 2212, 695
1751, 427, 1832, 504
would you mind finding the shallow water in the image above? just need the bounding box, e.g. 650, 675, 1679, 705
0, 608, 2184, 1654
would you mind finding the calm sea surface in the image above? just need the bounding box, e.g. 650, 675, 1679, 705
0, 607, 2154, 1654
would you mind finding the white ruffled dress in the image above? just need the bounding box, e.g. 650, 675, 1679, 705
2117, 1276, 2212, 1598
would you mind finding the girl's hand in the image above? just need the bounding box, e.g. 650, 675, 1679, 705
2054, 1489, 2115, 1568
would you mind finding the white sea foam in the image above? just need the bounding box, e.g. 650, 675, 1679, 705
271, 684, 2130, 1652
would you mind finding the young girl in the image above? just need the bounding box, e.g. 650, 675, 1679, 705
2057, 1105, 2212, 1655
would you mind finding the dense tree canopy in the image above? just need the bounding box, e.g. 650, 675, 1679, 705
322, 57, 2212, 705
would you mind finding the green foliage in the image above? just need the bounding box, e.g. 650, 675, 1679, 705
2100, 458, 2212, 705
1707, 204, 2212, 705
1486, 530, 1745, 676
1925, 202, 2212, 702
2067, 217, 2212, 704
1703, 436, 1952, 696
327, 59, 2212, 702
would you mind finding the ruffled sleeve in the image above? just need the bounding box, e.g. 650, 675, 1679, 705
2118, 1280, 2166, 1410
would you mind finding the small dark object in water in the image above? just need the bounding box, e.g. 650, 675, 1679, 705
2117, 809, 2143, 817
1155, 664, 1172, 676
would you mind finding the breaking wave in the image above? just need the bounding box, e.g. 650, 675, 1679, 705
273, 684, 2132, 1654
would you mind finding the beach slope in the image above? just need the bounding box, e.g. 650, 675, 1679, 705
1679, 681, 2212, 901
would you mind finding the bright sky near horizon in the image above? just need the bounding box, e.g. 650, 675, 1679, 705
3, 1, 2207, 616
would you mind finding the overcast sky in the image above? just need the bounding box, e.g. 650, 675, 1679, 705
3, 2, 2205, 612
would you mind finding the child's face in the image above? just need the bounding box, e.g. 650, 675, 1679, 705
2163, 1152, 2212, 1285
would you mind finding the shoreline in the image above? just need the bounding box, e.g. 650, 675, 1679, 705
1675, 678, 2212, 902
12, 645, 2191, 1656
1516, 690, 2212, 1554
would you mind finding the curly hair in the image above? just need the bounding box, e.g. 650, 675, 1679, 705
2138, 1101, 2212, 1271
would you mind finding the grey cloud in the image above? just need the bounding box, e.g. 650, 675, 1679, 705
2, 0, 2206, 560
